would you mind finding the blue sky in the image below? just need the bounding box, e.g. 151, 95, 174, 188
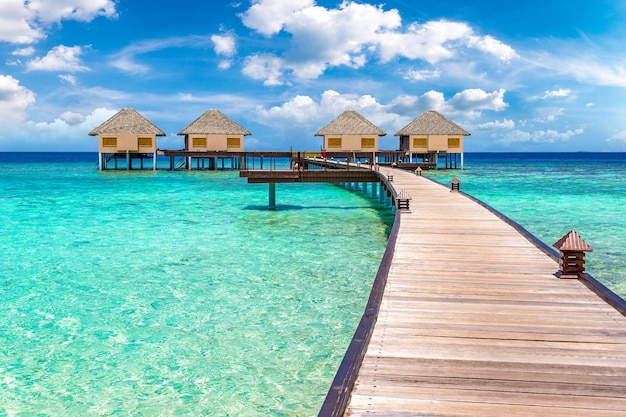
1, 0, 626, 152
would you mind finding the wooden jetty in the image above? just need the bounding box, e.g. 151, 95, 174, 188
320, 167, 626, 416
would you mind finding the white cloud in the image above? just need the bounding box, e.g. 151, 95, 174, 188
403, 69, 441, 82
0, 74, 36, 123
0, 0, 43, 43
545, 108, 564, 121
378, 20, 471, 64
26, 45, 89, 72
239, 1, 516, 84
448, 88, 508, 116
59, 111, 86, 126
59, 74, 78, 85
0, 0, 116, 44
540, 88, 571, 99
499, 127, 584, 145
12, 46, 35, 56
26, 0, 117, 23
212, 34, 236, 56
110, 36, 213, 75
240, 0, 315, 36
531, 52, 626, 88
256, 88, 506, 135
477, 119, 515, 129
467, 35, 518, 62
212, 33, 236, 70
607, 130, 626, 144
1, 107, 117, 151
242, 54, 285, 86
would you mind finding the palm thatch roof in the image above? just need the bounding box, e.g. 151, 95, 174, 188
394, 110, 470, 136
315, 110, 386, 136
88, 108, 166, 136
178, 109, 251, 136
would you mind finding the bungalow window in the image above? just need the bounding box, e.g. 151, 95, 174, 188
448, 138, 460, 148
328, 137, 342, 148
227, 137, 241, 148
102, 137, 117, 147
138, 137, 152, 147
192, 137, 207, 147
361, 137, 375, 148
413, 137, 427, 148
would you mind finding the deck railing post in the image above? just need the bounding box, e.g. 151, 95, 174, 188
396, 190, 411, 212
553, 230, 593, 278
450, 177, 460, 192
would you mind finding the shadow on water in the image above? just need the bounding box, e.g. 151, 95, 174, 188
244, 204, 377, 211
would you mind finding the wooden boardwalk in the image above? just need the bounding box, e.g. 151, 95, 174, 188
344, 168, 626, 416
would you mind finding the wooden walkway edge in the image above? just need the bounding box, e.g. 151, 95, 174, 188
319, 167, 626, 417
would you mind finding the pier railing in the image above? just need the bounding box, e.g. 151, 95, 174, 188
318, 209, 402, 417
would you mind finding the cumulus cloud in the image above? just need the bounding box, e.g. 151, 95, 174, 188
242, 54, 285, 86
239, 0, 516, 84
59, 111, 86, 126
212, 33, 237, 69
258, 90, 384, 123
26, 45, 89, 72
26, 0, 118, 23
448, 88, 508, 115
0, 0, 116, 44
12, 46, 35, 56
499, 127, 584, 145
0, 0, 44, 43
1, 107, 117, 151
0, 74, 36, 122
466, 35, 518, 62
255, 88, 508, 136
386, 88, 507, 118
241, 0, 315, 36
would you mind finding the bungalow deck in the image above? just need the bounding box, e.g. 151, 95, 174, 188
319, 167, 626, 416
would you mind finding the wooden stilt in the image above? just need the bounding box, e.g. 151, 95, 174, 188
269, 183, 276, 209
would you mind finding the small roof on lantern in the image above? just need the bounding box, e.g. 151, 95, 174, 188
553, 230, 593, 252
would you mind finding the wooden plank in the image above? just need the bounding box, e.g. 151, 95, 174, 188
341, 168, 626, 416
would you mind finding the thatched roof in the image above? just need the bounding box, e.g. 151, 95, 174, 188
394, 110, 470, 136
315, 110, 386, 136
88, 108, 166, 136
178, 109, 251, 136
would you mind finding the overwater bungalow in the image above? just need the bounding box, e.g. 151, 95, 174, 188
165, 109, 252, 170
315, 110, 386, 154
178, 109, 251, 153
395, 110, 470, 169
89, 107, 166, 170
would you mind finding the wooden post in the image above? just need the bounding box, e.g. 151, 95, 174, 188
269, 183, 276, 210
553, 230, 593, 278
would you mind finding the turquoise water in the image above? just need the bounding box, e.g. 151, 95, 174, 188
425, 152, 626, 297
0, 153, 393, 416
2, 152, 625, 416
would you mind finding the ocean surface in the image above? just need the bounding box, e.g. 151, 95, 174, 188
0, 153, 393, 416
1, 152, 625, 416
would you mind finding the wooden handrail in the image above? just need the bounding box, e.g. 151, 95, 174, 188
318, 209, 402, 416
